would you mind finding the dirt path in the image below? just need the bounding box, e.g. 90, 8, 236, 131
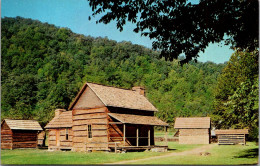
107, 144, 216, 165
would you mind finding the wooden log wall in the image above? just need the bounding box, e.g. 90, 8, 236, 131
48, 129, 56, 148
108, 116, 130, 146
1, 122, 13, 149
179, 129, 209, 144
47, 128, 73, 150
72, 107, 108, 152
218, 134, 245, 145
12, 130, 38, 149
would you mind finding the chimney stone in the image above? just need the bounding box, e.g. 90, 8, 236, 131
55, 109, 66, 117
132, 86, 145, 96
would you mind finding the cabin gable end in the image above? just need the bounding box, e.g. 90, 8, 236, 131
72, 86, 105, 110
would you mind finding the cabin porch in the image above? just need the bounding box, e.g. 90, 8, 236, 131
107, 113, 169, 152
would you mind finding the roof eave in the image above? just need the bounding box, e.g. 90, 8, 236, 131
11, 128, 43, 131
107, 105, 158, 112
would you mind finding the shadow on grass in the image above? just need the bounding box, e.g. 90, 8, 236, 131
167, 148, 177, 151
234, 148, 258, 158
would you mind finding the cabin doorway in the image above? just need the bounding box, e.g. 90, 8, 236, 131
56, 130, 60, 146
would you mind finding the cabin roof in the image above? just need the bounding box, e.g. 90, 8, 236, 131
108, 113, 169, 126
69, 82, 158, 111
45, 111, 72, 129
215, 129, 248, 135
174, 117, 210, 129
3, 119, 43, 130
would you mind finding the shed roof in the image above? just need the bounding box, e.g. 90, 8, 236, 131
45, 111, 72, 129
174, 117, 210, 129
108, 113, 169, 126
69, 82, 158, 111
215, 129, 249, 135
3, 119, 43, 130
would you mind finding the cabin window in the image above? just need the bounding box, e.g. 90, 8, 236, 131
66, 128, 69, 140
88, 125, 92, 138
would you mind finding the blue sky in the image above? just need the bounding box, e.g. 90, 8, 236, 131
2, 0, 234, 63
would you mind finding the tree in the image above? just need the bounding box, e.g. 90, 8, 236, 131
88, 0, 258, 64
224, 79, 259, 140
212, 49, 258, 140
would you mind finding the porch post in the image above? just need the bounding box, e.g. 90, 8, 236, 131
244, 134, 246, 145
136, 126, 139, 147
123, 124, 126, 146
164, 126, 168, 146
148, 128, 151, 146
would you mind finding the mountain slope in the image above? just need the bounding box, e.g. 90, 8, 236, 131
1, 17, 226, 126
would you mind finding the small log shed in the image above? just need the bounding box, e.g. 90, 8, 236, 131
174, 117, 211, 144
215, 129, 249, 145
1, 119, 43, 149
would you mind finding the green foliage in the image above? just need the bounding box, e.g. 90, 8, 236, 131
1, 17, 224, 127
88, 0, 258, 64
212, 50, 259, 140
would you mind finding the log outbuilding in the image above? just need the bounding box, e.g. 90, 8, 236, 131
45, 82, 169, 152
1, 119, 43, 149
45, 109, 72, 150
174, 117, 211, 144
215, 129, 248, 145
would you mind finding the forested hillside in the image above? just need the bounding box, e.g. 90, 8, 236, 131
1, 17, 226, 126
212, 50, 258, 140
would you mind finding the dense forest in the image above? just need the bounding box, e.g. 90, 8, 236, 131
2, 17, 257, 139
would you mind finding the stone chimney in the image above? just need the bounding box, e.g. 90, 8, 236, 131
132, 86, 145, 96
55, 109, 66, 117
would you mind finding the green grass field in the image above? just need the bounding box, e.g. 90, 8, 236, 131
130, 142, 259, 165
0, 142, 198, 164
1, 142, 258, 165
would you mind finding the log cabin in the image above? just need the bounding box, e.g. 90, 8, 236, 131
45, 82, 169, 152
215, 129, 248, 145
1, 119, 43, 149
174, 117, 211, 144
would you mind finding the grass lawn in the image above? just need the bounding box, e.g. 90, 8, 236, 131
1, 142, 199, 164
157, 141, 203, 152
1, 149, 166, 164
130, 142, 259, 165
1, 142, 258, 165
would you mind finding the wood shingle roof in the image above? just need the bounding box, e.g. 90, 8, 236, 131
108, 113, 169, 126
174, 117, 210, 129
69, 82, 158, 111
45, 111, 72, 129
215, 129, 248, 135
3, 119, 43, 130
